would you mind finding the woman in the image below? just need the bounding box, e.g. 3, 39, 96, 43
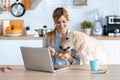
43, 7, 80, 65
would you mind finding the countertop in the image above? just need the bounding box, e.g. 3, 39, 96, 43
0, 65, 120, 80
0, 35, 43, 40
92, 35, 120, 40
0, 35, 120, 40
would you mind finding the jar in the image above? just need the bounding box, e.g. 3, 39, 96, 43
25, 26, 30, 35
43, 25, 47, 35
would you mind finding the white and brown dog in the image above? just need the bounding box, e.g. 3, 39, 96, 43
60, 31, 109, 65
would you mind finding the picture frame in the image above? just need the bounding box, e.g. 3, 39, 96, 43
74, 0, 87, 6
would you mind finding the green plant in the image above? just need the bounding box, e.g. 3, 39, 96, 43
81, 21, 93, 29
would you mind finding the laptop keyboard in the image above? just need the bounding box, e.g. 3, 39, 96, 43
54, 68, 61, 70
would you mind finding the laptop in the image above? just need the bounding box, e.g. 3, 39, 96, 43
20, 47, 68, 73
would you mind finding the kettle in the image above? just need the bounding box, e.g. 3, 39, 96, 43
34, 28, 47, 37
34, 29, 43, 37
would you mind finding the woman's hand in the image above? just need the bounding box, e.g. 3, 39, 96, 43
58, 51, 73, 63
48, 46, 56, 57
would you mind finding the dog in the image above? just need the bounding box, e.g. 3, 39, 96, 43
60, 31, 109, 65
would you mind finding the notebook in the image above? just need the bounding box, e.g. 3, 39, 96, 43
20, 47, 68, 73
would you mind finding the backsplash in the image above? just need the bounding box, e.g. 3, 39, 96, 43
0, 0, 120, 34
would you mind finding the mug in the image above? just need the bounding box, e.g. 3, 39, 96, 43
90, 59, 100, 72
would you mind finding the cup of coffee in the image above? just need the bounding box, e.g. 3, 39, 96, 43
90, 59, 100, 72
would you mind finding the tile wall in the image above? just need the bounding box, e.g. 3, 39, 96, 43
0, 0, 120, 34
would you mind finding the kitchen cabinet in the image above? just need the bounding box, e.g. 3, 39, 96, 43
26, 40, 43, 47
0, 40, 42, 65
100, 40, 120, 64
0, 40, 26, 65
0, 39, 120, 65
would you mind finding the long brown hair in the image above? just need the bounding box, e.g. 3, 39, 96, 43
46, 7, 69, 45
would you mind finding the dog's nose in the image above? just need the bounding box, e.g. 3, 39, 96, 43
59, 46, 62, 49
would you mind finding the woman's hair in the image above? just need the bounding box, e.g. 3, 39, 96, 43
53, 7, 69, 23
46, 7, 69, 45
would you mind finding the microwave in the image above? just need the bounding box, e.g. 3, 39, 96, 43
105, 16, 120, 35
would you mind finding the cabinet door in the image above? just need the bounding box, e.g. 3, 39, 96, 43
0, 40, 26, 65
114, 41, 120, 64
26, 40, 43, 47
100, 40, 119, 64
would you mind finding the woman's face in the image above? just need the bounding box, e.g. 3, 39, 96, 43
55, 16, 68, 33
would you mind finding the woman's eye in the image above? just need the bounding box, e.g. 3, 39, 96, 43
66, 37, 69, 40
63, 21, 66, 23
56, 22, 60, 24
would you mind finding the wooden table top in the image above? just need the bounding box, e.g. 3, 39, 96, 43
0, 35, 120, 40
0, 65, 120, 80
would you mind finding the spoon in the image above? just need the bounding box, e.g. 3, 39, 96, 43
2, 0, 7, 11
7, 0, 11, 11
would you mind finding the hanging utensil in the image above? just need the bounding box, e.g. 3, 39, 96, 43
7, 0, 11, 11
2, 0, 7, 11
11, 0, 26, 17
0, 0, 3, 13
22, 0, 31, 10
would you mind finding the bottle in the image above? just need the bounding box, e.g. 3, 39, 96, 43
25, 26, 30, 35
43, 25, 47, 35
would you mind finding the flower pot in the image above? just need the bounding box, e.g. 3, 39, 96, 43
83, 29, 91, 35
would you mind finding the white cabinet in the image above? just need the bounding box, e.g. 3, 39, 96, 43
0, 40, 42, 65
26, 40, 43, 47
0, 40, 26, 65
100, 40, 120, 64
1, 39, 120, 65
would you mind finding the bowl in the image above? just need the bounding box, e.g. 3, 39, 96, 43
6, 30, 23, 34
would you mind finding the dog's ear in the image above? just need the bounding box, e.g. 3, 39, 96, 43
73, 31, 83, 50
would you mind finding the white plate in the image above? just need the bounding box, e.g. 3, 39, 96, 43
91, 69, 109, 74
6, 34, 22, 37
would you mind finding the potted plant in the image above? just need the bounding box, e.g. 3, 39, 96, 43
81, 20, 93, 35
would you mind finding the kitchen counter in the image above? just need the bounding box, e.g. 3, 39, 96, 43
92, 35, 120, 40
0, 35, 43, 40
0, 35, 120, 40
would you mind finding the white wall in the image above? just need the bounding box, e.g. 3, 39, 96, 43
0, 0, 120, 34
